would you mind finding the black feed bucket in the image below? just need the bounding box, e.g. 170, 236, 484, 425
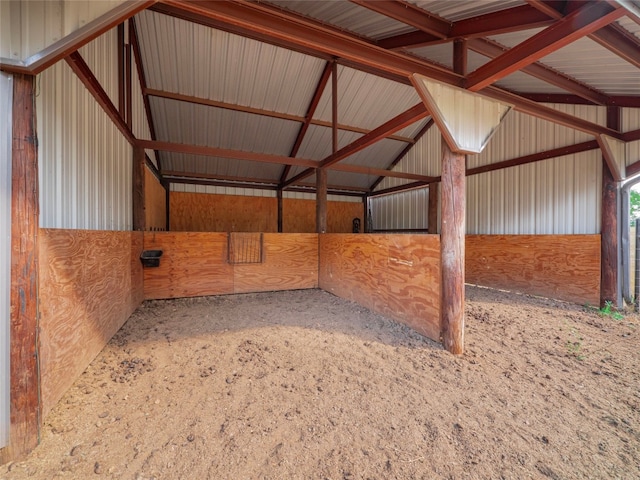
140, 250, 163, 268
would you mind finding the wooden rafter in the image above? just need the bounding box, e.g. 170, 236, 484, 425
280, 61, 334, 184
527, 0, 640, 69
466, 2, 626, 92
468, 38, 610, 105
160, 0, 621, 139
143, 87, 414, 144
66, 52, 136, 144
282, 103, 429, 188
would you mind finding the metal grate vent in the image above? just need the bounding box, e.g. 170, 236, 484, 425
228, 232, 264, 264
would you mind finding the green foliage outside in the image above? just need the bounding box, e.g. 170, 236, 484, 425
631, 189, 640, 225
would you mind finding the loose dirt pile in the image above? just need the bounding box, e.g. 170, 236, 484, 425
2, 287, 639, 479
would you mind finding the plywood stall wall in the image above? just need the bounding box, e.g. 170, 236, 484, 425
319, 234, 441, 341
39, 229, 144, 418
145, 167, 166, 231
466, 235, 601, 305
169, 191, 364, 233
144, 232, 318, 299
283, 199, 364, 233
170, 192, 278, 232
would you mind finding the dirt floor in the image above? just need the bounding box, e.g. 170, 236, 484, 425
1, 286, 639, 480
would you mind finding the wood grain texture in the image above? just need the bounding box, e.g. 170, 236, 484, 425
319, 234, 441, 341
234, 234, 318, 293
145, 167, 166, 231
466, 235, 601, 305
144, 233, 318, 299
143, 232, 233, 299
170, 192, 278, 232
39, 229, 144, 419
8, 74, 40, 461
440, 139, 465, 354
283, 199, 364, 233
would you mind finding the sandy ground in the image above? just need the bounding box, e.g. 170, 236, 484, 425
1, 286, 639, 480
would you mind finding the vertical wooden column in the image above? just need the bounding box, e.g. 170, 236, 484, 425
601, 106, 620, 307
362, 195, 369, 233
428, 182, 439, 234
440, 138, 465, 355
316, 169, 328, 233
162, 179, 170, 231
277, 189, 283, 233
7, 74, 40, 461
132, 147, 146, 231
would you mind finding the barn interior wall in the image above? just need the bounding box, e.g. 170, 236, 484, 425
143, 232, 318, 299
38, 228, 144, 419
0, 72, 12, 449
37, 42, 132, 230
319, 234, 442, 342
624, 108, 640, 169
145, 167, 166, 231
169, 191, 363, 233
0, 0, 127, 62
466, 235, 601, 305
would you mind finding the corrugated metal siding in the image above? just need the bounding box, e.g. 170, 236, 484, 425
171, 183, 276, 197
371, 188, 429, 231
1, 0, 126, 61
38, 59, 132, 230
624, 108, 640, 172
130, 40, 156, 167
375, 105, 602, 234
0, 72, 12, 449
264, 0, 414, 40
408, 0, 526, 21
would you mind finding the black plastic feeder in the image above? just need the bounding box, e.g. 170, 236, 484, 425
140, 250, 163, 267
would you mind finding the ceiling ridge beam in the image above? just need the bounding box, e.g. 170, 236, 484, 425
466, 2, 626, 92
282, 102, 429, 188
468, 38, 610, 106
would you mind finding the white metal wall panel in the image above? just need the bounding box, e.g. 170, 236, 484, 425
171, 183, 276, 197
372, 188, 429, 231
0, 72, 12, 449
1, 1, 126, 62
79, 27, 119, 110
38, 60, 132, 230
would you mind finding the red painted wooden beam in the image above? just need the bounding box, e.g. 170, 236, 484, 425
466, 2, 626, 92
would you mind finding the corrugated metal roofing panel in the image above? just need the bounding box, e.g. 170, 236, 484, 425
489, 27, 640, 96
295, 124, 363, 161
0, 72, 11, 449
264, 0, 415, 40
313, 65, 422, 130
150, 96, 301, 156
136, 9, 326, 117
162, 153, 284, 180
408, 0, 526, 22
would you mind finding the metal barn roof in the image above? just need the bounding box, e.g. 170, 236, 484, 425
4, 0, 639, 195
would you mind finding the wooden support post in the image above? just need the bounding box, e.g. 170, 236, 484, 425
6, 74, 40, 462
162, 179, 170, 231
316, 169, 328, 233
601, 106, 620, 307
428, 182, 439, 234
132, 147, 146, 231
440, 138, 465, 355
277, 189, 283, 233
363, 195, 369, 233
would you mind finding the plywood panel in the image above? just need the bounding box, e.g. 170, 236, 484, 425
145, 167, 166, 231
144, 233, 318, 299
170, 192, 277, 232
283, 199, 364, 233
319, 234, 441, 341
143, 232, 233, 299
39, 229, 144, 419
466, 235, 601, 305
234, 234, 318, 293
